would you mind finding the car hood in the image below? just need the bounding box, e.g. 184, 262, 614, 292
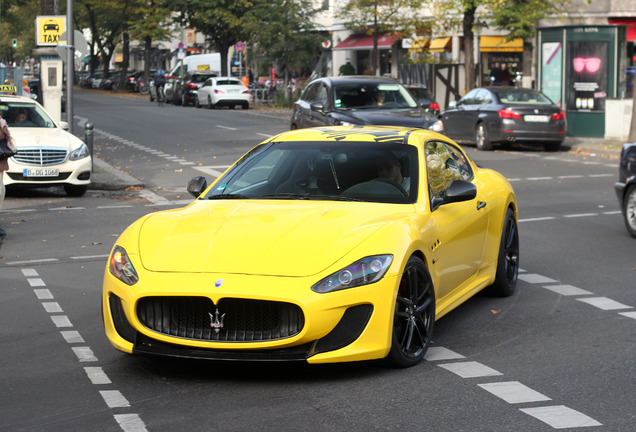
341, 108, 436, 128
10, 127, 76, 149
138, 200, 404, 276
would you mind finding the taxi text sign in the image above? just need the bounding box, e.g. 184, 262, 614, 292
36, 16, 66, 46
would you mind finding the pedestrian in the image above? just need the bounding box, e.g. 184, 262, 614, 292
241, 74, 249, 87
0, 117, 18, 240
247, 66, 254, 87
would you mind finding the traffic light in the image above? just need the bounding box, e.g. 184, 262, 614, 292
12, 38, 17, 48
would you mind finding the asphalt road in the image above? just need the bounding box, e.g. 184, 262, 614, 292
0, 89, 634, 432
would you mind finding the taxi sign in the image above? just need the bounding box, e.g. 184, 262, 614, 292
0, 85, 18, 95
36, 16, 66, 46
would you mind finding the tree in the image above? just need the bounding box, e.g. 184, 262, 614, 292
172, 0, 255, 77
246, 0, 322, 84
336, 0, 429, 75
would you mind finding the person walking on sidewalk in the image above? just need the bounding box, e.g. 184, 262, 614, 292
0, 117, 17, 240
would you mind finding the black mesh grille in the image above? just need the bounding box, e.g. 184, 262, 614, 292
137, 296, 305, 342
13, 148, 68, 166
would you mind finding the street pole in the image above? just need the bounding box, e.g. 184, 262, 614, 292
66, 0, 74, 134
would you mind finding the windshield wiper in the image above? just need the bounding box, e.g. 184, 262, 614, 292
207, 193, 250, 200
259, 193, 311, 200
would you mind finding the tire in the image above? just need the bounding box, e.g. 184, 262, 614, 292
195, 96, 201, 108
181, 93, 187, 107
475, 123, 493, 151
488, 208, 520, 297
64, 184, 88, 197
242, 102, 249, 109
543, 141, 562, 152
623, 185, 636, 238
149, 91, 154, 102
139, 84, 149, 95
207, 96, 214, 109
386, 256, 435, 368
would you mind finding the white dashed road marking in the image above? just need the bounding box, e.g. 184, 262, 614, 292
438, 361, 503, 378
576, 296, 632, 311
478, 381, 552, 404
520, 405, 603, 429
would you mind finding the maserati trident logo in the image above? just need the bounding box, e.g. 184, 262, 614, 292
208, 308, 225, 334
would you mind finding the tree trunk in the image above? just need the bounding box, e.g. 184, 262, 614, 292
463, 6, 476, 92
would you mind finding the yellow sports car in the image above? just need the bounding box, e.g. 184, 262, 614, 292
103, 126, 518, 367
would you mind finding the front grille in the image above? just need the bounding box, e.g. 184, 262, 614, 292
137, 296, 305, 342
13, 148, 68, 166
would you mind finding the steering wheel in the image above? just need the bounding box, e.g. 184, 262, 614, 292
370, 178, 408, 198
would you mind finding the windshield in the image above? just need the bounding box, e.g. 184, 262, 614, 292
495, 90, 554, 105
203, 141, 419, 204
334, 83, 418, 110
0, 102, 56, 128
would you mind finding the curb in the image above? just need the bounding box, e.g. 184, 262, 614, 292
89, 158, 145, 191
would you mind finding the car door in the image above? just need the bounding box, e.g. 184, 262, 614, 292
442, 89, 479, 141
424, 140, 489, 300
304, 82, 332, 128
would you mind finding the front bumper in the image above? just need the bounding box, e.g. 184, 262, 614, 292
4, 156, 92, 187
103, 268, 398, 364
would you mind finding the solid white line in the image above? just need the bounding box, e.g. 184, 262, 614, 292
425, 347, 466, 361
100, 390, 130, 408
33, 289, 54, 300
49, 207, 86, 211
589, 173, 613, 177
603, 211, 621, 215
520, 405, 602, 428
518, 217, 556, 223
42, 302, 63, 313
72, 346, 98, 362
558, 175, 585, 179
70, 254, 110, 260
51, 315, 73, 328
21, 269, 38, 277
478, 381, 552, 404
216, 125, 237, 130
542, 285, 593, 296
114, 414, 148, 432
438, 361, 503, 378
577, 297, 632, 310
564, 213, 598, 218
96, 205, 134, 209
518, 274, 558, 284
84, 367, 112, 385
0, 209, 36, 213
61, 330, 85, 344
7, 258, 59, 265
28, 278, 46, 287
527, 177, 553, 181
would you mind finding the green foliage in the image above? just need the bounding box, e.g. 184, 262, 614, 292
1, 0, 39, 62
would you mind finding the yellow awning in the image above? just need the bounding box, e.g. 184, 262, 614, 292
429, 37, 451, 53
480, 36, 523, 52
408, 38, 430, 53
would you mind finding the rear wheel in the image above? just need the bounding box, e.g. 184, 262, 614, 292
207, 96, 214, 109
623, 185, 636, 238
195, 96, 201, 108
489, 208, 519, 296
475, 123, 493, 151
543, 141, 562, 152
387, 256, 435, 368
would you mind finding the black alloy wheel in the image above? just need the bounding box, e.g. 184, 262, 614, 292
475, 123, 493, 151
207, 96, 214, 109
387, 256, 435, 368
489, 208, 520, 296
623, 185, 636, 238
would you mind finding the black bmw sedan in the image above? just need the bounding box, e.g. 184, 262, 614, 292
615, 141, 636, 237
290, 76, 443, 132
440, 86, 566, 151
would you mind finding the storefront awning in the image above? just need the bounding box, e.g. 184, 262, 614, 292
480, 36, 523, 52
408, 38, 430, 52
428, 37, 451, 53
608, 18, 636, 41
333, 33, 400, 51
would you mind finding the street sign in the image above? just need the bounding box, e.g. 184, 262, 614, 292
178, 42, 184, 50
236, 42, 244, 51
57, 30, 88, 64
36, 16, 66, 46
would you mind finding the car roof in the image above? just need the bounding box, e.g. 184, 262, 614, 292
314, 76, 402, 85
0, 94, 36, 104
268, 125, 440, 144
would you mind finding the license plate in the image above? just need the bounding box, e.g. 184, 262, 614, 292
24, 168, 60, 177
226, 89, 238, 93
524, 115, 549, 123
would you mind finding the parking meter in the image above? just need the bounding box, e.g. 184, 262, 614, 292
40, 57, 63, 123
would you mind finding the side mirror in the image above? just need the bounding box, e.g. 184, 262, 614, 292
310, 102, 325, 113
431, 180, 476, 211
187, 176, 208, 198
59, 121, 69, 130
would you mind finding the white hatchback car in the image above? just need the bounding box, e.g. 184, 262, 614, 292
195, 77, 252, 109
1, 93, 92, 196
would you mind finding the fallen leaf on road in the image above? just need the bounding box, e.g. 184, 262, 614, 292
92, 242, 102, 245
491, 309, 501, 314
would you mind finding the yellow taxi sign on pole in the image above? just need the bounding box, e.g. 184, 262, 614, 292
35, 16, 66, 46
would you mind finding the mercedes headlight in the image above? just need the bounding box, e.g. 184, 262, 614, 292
109, 246, 139, 285
311, 255, 393, 293
70, 143, 90, 160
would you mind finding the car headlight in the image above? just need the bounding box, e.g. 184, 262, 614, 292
428, 120, 444, 133
69, 143, 90, 161
311, 255, 393, 293
109, 246, 139, 285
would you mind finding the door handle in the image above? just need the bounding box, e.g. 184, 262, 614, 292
477, 201, 487, 210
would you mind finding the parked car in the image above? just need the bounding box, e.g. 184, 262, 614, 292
405, 85, 441, 115
171, 71, 217, 106
81, 72, 101, 88
102, 125, 518, 367
125, 70, 141, 91
615, 141, 636, 237
100, 72, 121, 90
195, 77, 251, 109
440, 86, 566, 151
0, 91, 91, 196
290, 76, 443, 132
90, 71, 105, 89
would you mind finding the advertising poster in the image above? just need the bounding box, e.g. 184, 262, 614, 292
541, 42, 562, 106
568, 41, 607, 112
